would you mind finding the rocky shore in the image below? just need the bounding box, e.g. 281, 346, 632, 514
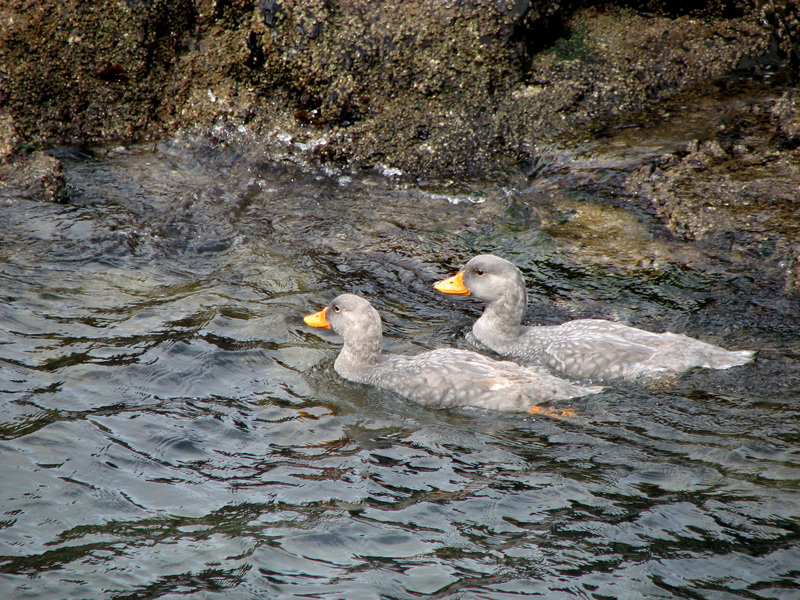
1, 0, 799, 290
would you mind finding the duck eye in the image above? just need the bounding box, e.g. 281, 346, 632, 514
333, 305, 340, 312
474, 269, 485, 276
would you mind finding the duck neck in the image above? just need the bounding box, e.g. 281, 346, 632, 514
474, 285, 527, 346
334, 323, 383, 382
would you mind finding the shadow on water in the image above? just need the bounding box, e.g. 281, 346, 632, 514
1, 124, 799, 599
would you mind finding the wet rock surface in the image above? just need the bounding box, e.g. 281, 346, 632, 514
1, 0, 799, 292
0, 150, 67, 203
0, 1, 791, 175
0, 113, 18, 161
625, 88, 800, 293
0, 113, 66, 202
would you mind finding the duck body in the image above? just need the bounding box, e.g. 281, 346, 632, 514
435, 255, 755, 382
304, 294, 601, 412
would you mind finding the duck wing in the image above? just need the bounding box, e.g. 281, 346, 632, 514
537, 320, 753, 380
373, 348, 600, 411
536, 320, 659, 380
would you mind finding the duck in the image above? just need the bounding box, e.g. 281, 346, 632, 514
434, 254, 754, 381
303, 293, 602, 413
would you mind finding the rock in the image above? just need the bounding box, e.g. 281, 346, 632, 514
626, 95, 800, 294
0, 151, 67, 203
2, 0, 800, 292
0, 0, 792, 178
771, 91, 800, 146
0, 113, 19, 162
0, 110, 66, 202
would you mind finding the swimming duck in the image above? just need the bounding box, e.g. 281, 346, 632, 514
303, 293, 602, 412
434, 254, 754, 381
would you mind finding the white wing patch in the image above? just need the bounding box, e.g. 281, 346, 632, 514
487, 378, 513, 391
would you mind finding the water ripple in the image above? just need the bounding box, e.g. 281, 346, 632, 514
1, 138, 799, 599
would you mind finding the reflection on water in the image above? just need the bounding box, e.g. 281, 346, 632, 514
1, 134, 799, 599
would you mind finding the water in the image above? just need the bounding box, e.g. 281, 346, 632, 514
1, 129, 799, 599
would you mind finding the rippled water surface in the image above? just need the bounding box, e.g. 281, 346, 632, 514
1, 132, 799, 599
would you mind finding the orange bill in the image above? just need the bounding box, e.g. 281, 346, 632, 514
433, 270, 470, 296
303, 306, 331, 329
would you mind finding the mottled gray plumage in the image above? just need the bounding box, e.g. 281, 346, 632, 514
437, 255, 755, 381
306, 294, 601, 412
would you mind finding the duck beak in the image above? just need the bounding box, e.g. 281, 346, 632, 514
303, 306, 331, 329
434, 270, 471, 296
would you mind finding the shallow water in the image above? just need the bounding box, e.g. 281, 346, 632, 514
1, 129, 799, 599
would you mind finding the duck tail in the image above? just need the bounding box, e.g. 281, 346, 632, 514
713, 348, 756, 369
